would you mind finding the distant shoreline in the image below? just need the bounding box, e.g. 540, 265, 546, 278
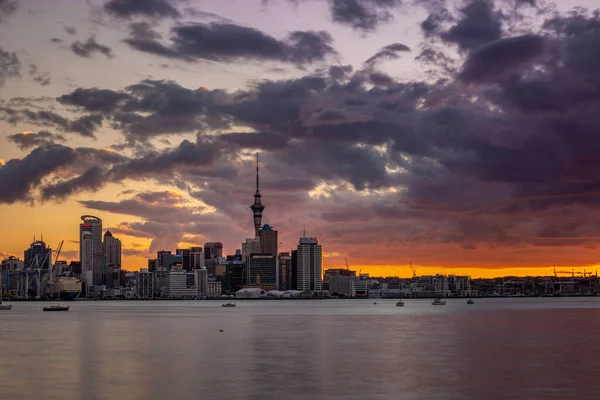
6, 294, 600, 302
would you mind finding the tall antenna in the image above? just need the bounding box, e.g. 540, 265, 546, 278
303, 224, 306, 238
256, 153, 260, 191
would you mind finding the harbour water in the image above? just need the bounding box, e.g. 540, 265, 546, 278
1, 298, 599, 399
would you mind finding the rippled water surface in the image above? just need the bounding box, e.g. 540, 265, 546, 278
1, 298, 600, 400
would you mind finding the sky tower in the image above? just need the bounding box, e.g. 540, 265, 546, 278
250, 153, 265, 238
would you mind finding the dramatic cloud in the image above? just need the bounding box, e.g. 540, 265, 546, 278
0, 0, 17, 24
125, 22, 336, 66
459, 34, 546, 82
329, 0, 403, 31
365, 42, 411, 65
442, 0, 503, 51
0, 145, 74, 204
7, 131, 66, 150
0, 47, 20, 86
71, 36, 113, 58
104, 0, 181, 19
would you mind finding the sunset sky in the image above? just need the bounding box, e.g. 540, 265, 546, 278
1, 0, 600, 278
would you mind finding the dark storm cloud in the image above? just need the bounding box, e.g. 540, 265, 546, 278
104, 0, 181, 19
217, 132, 289, 150
0, 47, 20, 86
7, 131, 66, 150
328, 0, 403, 31
58, 87, 131, 112
459, 34, 546, 83
41, 166, 105, 201
364, 43, 411, 65
0, 0, 17, 24
0, 106, 103, 138
421, 0, 503, 52
0, 145, 74, 204
71, 36, 113, 58
69, 114, 104, 138
124, 22, 336, 66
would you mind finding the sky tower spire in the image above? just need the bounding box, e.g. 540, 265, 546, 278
250, 153, 265, 238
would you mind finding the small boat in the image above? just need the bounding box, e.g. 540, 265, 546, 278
432, 298, 446, 306
43, 305, 70, 312
396, 301, 404, 307
222, 302, 236, 308
467, 299, 475, 304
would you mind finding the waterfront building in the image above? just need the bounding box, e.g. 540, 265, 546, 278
137, 269, 154, 298
225, 254, 245, 294
291, 250, 298, 290
80, 216, 103, 286
103, 230, 121, 288
2, 256, 24, 271
329, 275, 357, 297
81, 232, 94, 288
196, 267, 208, 298
297, 236, 323, 291
248, 254, 277, 286
167, 266, 196, 298
278, 252, 292, 290
207, 280, 222, 298
24, 239, 52, 270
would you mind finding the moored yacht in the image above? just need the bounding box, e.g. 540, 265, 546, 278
432, 298, 446, 305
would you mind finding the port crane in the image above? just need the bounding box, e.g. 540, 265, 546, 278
409, 262, 416, 278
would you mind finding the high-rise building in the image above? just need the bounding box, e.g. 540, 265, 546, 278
190, 247, 205, 269
297, 236, 323, 291
248, 254, 277, 286
204, 242, 223, 260
81, 232, 94, 288
278, 252, 292, 290
176, 248, 191, 271
24, 240, 52, 270
80, 216, 103, 286
103, 230, 121, 288
196, 267, 208, 298
225, 253, 244, 294
259, 225, 278, 255
137, 269, 155, 298
250, 154, 265, 238
291, 250, 298, 290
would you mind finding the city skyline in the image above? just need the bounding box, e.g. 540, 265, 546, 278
2, 0, 600, 278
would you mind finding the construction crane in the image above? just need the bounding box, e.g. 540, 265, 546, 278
409, 262, 416, 278
345, 258, 350, 271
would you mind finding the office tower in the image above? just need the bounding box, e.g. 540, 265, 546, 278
157, 250, 176, 269
190, 247, 205, 269
176, 248, 191, 271
225, 253, 244, 294
137, 269, 155, 298
103, 230, 121, 288
297, 236, 323, 291
196, 267, 208, 298
204, 242, 223, 260
80, 216, 103, 286
291, 250, 298, 290
278, 252, 292, 290
147, 259, 159, 272
259, 225, 278, 255
250, 154, 265, 238
81, 232, 94, 288
24, 239, 52, 270
248, 254, 277, 286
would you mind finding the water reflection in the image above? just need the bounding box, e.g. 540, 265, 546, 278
1, 300, 599, 400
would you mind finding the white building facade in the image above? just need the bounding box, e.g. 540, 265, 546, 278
297, 237, 323, 291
